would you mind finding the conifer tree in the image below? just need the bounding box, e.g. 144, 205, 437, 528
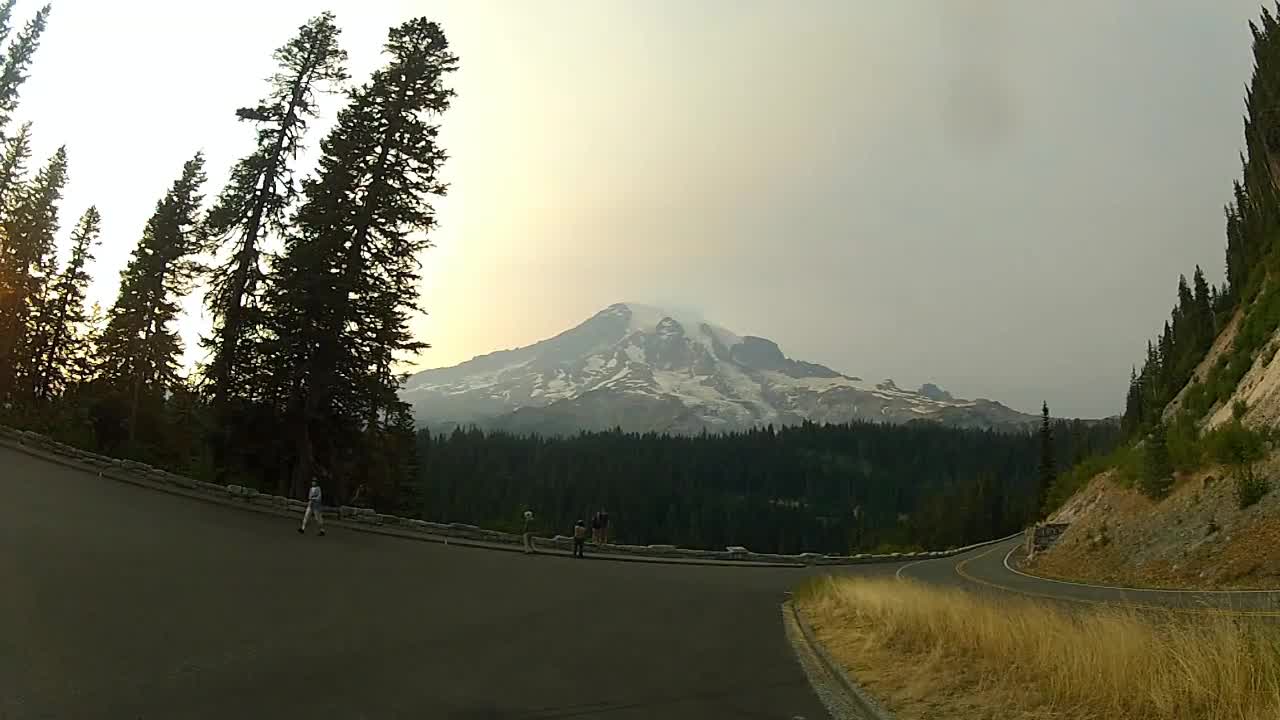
1141, 421, 1173, 498
27, 206, 99, 399
1224, 181, 1250, 299
387, 405, 419, 509
1122, 366, 1143, 434
0, 145, 65, 401
0, 4, 48, 140
1176, 274, 1193, 320
0, 119, 29, 213
1038, 401, 1055, 516
1192, 265, 1213, 344
0, 1, 16, 49
98, 154, 206, 441
0, 122, 30, 282
265, 18, 457, 499
1157, 321, 1174, 397
70, 300, 105, 389
203, 12, 347, 409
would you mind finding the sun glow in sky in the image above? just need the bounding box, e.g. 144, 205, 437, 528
12, 0, 1276, 416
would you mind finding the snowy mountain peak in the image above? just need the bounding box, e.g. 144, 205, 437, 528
605, 302, 744, 351
918, 383, 955, 402
401, 304, 1037, 435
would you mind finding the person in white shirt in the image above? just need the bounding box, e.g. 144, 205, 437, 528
522, 509, 535, 553
299, 480, 326, 536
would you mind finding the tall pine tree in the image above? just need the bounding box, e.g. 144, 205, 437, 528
265, 18, 457, 500
0, 122, 31, 308
1038, 401, 1055, 517
203, 12, 347, 411
0, 145, 65, 403
1141, 421, 1173, 498
1122, 366, 1143, 434
27, 206, 99, 400
0, 119, 29, 212
0, 1, 16, 53
72, 300, 105, 388
98, 154, 206, 442
0, 3, 48, 140
1192, 265, 1213, 348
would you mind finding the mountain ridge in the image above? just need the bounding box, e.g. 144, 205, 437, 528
400, 303, 1039, 435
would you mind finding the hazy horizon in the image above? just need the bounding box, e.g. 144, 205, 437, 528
14, 0, 1272, 418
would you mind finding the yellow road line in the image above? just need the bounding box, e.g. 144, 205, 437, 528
952, 543, 1280, 618
1001, 545, 1280, 594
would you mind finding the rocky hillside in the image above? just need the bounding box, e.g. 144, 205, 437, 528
1029, 7, 1280, 590
400, 303, 1038, 435
1034, 294, 1280, 588
1027, 458, 1280, 589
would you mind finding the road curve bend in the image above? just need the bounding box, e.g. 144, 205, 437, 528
893, 537, 1280, 616
3, 445, 856, 720
17, 438, 1280, 720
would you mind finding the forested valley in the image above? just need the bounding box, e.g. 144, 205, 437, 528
413, 417, 1120, 554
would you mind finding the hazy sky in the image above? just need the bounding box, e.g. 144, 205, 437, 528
13, 0, 1273, 418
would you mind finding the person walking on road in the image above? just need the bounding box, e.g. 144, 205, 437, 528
522, 509, 536, 554
299, 480, 326, 536
599, 509, 610, 545
573, 519, 588, 558
590, 511, 602, 544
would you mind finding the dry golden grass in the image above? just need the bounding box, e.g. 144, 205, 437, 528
797, 577, 1280, 720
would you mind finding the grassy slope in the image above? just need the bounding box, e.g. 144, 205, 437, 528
798, 577, 1280, 720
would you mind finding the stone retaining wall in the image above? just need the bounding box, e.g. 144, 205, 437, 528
0, 424, 1018, 567
1024, 522, 1071, 557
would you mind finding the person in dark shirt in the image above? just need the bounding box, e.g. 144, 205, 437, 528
599, 509, 610, 544
350, 483, 369, 508
590, 512, 602, 544
573, 519, 588, 558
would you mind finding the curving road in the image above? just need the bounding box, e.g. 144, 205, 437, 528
894, 536, 1280, 616
9, 443, 1280, 720
3, 444, 903, 720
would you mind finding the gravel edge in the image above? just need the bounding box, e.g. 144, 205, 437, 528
785, 599, 897, 720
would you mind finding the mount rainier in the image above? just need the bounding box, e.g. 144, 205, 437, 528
400, 303, 1038, 435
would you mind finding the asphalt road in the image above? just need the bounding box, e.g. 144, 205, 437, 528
896, 536, 1280, 616
3, 445, 909, 720
9, 444, 1279, 720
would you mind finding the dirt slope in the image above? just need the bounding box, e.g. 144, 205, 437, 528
1031, 456, 1280, 589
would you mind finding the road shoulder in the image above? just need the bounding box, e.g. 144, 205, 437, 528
783, 599, 893, 720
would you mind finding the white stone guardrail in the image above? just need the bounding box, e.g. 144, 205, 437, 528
0, 424, 1019, 567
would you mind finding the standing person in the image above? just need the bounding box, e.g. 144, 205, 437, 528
599, 508, 610, 545
590, 511, 602, 544
522, 509, 536, 554
350, 483, 368, 508
299, 480, 326, 536
573, 519, 588, 558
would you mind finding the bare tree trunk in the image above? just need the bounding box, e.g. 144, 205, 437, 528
291, 412, 313, 500
127, 374, 141, 446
